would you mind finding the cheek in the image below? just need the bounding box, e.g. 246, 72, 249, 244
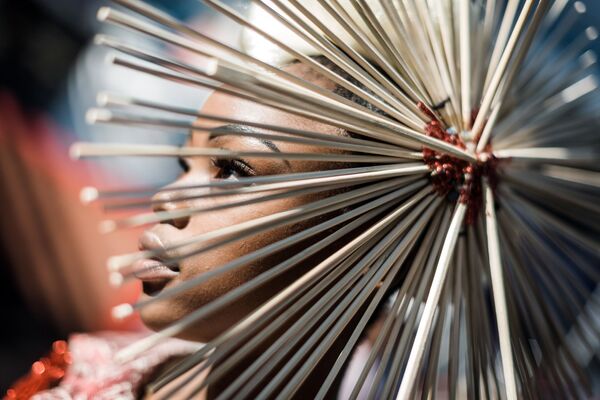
141, 192, 319, 340
179, 194, 304, 288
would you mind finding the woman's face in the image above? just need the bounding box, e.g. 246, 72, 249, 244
137, 63, 344, 341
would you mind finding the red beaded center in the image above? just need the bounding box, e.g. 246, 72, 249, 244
422, 118, 501, 225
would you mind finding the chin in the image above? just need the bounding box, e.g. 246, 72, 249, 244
139, 300, 182, 331
135, 267, 284, 342
139, 298, 243, 343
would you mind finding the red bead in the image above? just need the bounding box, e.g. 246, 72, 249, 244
421, 115, 504, 225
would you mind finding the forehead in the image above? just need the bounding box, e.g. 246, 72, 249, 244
195, 62, 342, 140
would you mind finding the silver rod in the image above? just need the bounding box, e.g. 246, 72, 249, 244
497, 208, 590, 397
265, 0, 426, 126
396, 1, 449, 110
117, 197, 388, 365
70, 142, 412, 163
464, 225, 483, 400
261, 197, 442, 400
104, 181, 367, 233
201, 191, 434, 397
101, 30, 423, 149
104, 169, 425, 211
484, 181, 518, 400
345, 0, 429, 105
209, 61, 477, 161
110, 53, 423, 150
98, 93, 401, 150
103, 169, 428, 230
476, 0, 556, 151
422, 276, 452, 400
495, 147, 598, 166
482, 0, 520, 92
460, 0, 472, 129
84, 164, 419, 204
116, 179, 425, 306
501, 184, 600, 262
448, 235, 465, 400
203, 0, 426, 129
151, 242, 371, 394
107, 177, 425, 272
352, 0, 428, 101
518, 1, 587, 87
380, 203, 455, 400
503, 170, 600, 216
120, 191, 397, 365
472, 0, 539, 141
321, 206, 447, 400
413, 0, 462, 130
99, 3, 420, 136
540, 164, 600, 189
396, 201, 467, 400
205, 242, 379, 399
379, 0, 434, 103
87, 108, 415, 158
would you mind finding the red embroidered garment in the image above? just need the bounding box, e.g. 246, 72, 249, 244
6, 332, 201, 400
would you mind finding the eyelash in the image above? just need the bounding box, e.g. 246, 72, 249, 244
211, 158, 256, 179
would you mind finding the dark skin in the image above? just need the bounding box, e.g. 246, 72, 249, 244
138, 62, 345, 340
138, 63, 363, 399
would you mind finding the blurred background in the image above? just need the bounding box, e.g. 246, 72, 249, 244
0, 0, 599, 394
0, 0, 247, 390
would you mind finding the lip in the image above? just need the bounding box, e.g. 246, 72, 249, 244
132, 258, 179, 281
135, 230, 180, 295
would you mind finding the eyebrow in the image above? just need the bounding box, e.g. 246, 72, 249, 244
208, 124, 292, 168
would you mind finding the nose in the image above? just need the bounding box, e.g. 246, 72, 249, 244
151, 187, 191, 230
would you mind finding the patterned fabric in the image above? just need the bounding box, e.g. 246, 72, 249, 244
30, 332, 201, 400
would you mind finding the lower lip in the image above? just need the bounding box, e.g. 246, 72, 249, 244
132, 259, 179, 281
